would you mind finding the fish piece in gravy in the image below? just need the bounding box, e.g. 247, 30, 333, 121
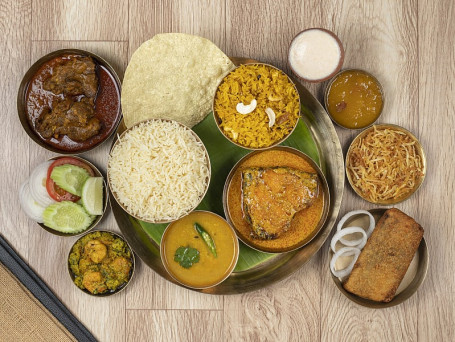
242, 167, 319, 240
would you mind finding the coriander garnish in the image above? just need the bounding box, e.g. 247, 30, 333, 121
174, 246, 200, 269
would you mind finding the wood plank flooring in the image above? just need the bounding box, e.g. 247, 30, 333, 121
0, 0, 453, 341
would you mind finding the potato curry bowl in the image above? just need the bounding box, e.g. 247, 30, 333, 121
68, 230, 134, 296
213, 63, 300, 150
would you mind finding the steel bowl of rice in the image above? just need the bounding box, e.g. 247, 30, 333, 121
107, 119, 211, 223
213, 63, 301, 150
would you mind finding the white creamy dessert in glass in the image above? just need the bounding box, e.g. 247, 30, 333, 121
288, 28, 344, 82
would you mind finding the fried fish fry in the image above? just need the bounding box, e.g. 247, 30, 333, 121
343, 208, 423, 302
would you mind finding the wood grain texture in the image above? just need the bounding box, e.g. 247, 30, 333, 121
0, 0, 453, 341
32, 0, 128, 41
224, 258, 320, 341
320, 1, 421, 341
125, 264, 223, 310
0, 0, 31, 259
226, 0, 322, 95
417, 0, 455, 341
25, 41, 128, 342
128, 0, 227, 59
125, 310, 223, 342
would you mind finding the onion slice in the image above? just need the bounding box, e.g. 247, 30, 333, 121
330, 246, 361, 279
19, 181, 45, 223
29, 161, 55, 207
330, 227, 367, 252
337, 209, 375, 240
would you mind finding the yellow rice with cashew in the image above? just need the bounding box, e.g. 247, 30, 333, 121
214, 64, 300, 148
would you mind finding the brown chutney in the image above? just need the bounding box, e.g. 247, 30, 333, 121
226, 149, 324, 253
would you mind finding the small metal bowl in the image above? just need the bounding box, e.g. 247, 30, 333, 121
38, 156, 109, 236
68, 230, 135, 296
346, 124, 426, 205
329, 208, 429, 308
212, 63, 301, 150
160, 210, 239, 290
324, 69, 384, 130
288, 28, 345, 83
17, 48, 122, 154
107, 118, 211, 224
223, 146, 330, 253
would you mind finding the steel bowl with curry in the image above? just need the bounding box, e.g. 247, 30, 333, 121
18, 49, 122, 154
68, 230, 134, 295
223, 146, 330, 253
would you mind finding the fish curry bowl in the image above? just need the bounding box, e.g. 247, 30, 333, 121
223, 146, 330, 253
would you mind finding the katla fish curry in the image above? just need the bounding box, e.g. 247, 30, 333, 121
242, 167, 319, 240
226, 148, 326, 253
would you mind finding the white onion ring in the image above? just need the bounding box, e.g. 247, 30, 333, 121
330, 246, 361, 279
330, 227, 367, 252
337, 210, 375, 241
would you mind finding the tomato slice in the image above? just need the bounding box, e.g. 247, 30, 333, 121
46, 157, 95, 202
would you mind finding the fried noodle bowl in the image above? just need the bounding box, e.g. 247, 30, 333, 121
347, 126, 424, 203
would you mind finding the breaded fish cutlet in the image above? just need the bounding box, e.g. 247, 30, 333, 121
343, 208, 424, 302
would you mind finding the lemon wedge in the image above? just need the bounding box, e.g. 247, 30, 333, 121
81, 177, 104, 216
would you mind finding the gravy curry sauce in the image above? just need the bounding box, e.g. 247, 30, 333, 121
227, 149, 324, 252
26, 53, 120, 152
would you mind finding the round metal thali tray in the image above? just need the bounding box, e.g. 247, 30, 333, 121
110, 57, 345, 294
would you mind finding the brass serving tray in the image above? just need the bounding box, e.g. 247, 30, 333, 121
110, 57, 345, 294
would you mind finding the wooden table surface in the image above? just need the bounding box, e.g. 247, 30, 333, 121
1, 1, 454, 341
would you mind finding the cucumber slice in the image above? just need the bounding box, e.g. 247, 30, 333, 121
42, 201, 94, 233
81, 177, 104, 216
51, 165, 90, 196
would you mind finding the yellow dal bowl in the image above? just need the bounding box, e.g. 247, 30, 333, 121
160, 211, 239, 289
